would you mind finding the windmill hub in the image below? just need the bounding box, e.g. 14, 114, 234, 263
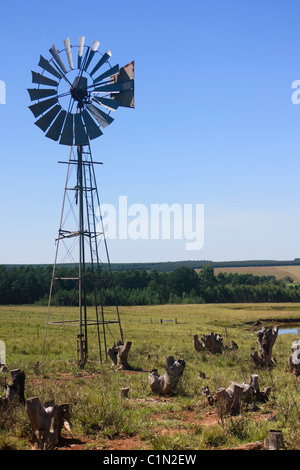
70, 76, 90, 109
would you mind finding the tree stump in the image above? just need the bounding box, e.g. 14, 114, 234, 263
4, 369, 25, 404
148, 356, 186, 395
120, 387, 130, 399
202, 385, 216, 406
108, 341, 132, 370
216, 382, 243, 416
251, 326, 278, 367
193, 335, 204, 352
201, 332, 223, 354
288, 346, 300, 376
25, 397, 71, 450
267, 430, 285, 450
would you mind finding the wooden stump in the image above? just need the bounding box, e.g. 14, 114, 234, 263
201, 332, 223, 354
4, 369, 25, 404
207, 374, 271, 416
25, 397, 71, 449
108, 341, 132, 370
267, 430, 285, 450
193, 335, 204, 352
120, 387, 130, 399
148, 356, 186, 395
288, 345, 300, 376
251, 326, 278, 367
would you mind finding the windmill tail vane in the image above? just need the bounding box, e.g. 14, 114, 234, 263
28, 37, 134, 367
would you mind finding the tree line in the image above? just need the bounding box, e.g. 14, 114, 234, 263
0, 264, 300, 306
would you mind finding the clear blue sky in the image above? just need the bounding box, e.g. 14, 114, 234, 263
1, 0, 300, 264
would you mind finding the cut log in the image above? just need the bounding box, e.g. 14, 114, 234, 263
108, 341, 132, 370
148, 356, 186, 395
251, 326, 278, 367
4, 369, 25, 404
288, 348, 300, 377
25, 397, 71, 450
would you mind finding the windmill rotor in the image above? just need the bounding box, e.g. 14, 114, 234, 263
28, 36, 134, 146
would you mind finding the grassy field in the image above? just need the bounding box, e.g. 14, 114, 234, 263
213, 265, 300, 281
0, 303, 300, 450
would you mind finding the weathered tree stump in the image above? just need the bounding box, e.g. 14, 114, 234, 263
108, 341, 133, 370
288, 342, 300, 376
205, 375, 271, 416
25, 397, 71, 450
201, 332, 223, 354
148, 356, 186, 395
4, 369, 25, 404
267, 430, 285, 450
216, 382, 243, 416
202, 385, 216, 406
251, 326, 278, 367
120, 387, 130, 399
193, 335, 204, 352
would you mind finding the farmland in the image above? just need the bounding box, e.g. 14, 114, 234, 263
214, 265, 300, 282
0, 302, 299, 450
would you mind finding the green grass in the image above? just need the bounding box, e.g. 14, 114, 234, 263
0, 303, 300, 450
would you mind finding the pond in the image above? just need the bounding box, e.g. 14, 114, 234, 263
278, 326, 300, 335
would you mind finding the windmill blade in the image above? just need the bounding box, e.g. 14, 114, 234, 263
64, 37, 74, 69
46, 110, 66, 141
93, 64, 119, 84
93, 82, 123, 93
49, 44, 68, 74
38, 55, 62, 79
78, 36, 85, 69
34, 104, 62, 132
82, 109, 103, 140
90, 50, 111, 77
31, 71, 58, 87
74, 113, 89, 146
29, 97, 58, 118
59, 113, 74, 145
84, 40, 100, 71
92, 96, 120, 112
28, 88, 57, 101
87, 104, 114, 128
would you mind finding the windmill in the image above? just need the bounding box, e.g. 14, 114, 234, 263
27, 37, 134, 367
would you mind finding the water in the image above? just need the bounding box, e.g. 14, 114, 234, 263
278, 326, 300, 335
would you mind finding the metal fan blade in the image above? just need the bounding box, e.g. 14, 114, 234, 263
29, 97, 58, 118
74, 113, 89, 146
92, 96, 120, 112
93, 83, 122, 93
31, 71, 58, 87
82, 110, 103, 140
78, 36, 85, 69
59, 113, 74, 145
87, 104, 114, 128
90, 50, 111, 77
84, 40, 100, 71
34, 104, 61, 132
46, 110, 67, 141
38, 55, 62, 79
49, 44, 68, 74
64, 37, 74, 69
93, 64, 119, 84
28, 88, 57, 101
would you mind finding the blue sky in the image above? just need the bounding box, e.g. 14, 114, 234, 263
1, 0, 300, 264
